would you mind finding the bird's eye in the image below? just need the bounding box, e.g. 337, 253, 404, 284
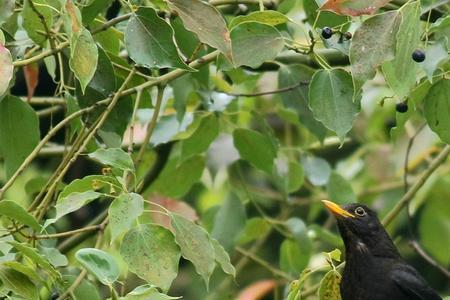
354, 207, 366, 216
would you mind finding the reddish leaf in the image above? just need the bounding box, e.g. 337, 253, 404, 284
236, 280, 276, 300
0, 42, 13, 96
23, 63, 39, 101
148, 195, 198, 230
320, 0, 391, 16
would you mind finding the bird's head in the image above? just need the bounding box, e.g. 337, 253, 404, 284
322, 200, 399, 258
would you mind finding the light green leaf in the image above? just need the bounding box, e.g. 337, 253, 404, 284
231, 22, 284, 68
236, 217, 271, 245
150, 113, 194, 146
0, 43, 13, 96
302, 155, 331, 186
429, 15, 450, 34
421, 37, 448, 81
22, 0, 53, 44
211, 238, 236, 277
181, 114, 219, 160
170, 213, 215, 287
109, 193, 144, 242
350, 10, 401, 90
125, 7, 190, 70
327, 172, 356, 204
122, 284, 180, 300
69, 27, 98, 93
424, 79, 450, 143
382, 1, 421, 99
167, 0, 232, 59
280, 239, 309, 275
278, 64, 327, 141
58, 175, 115, 200
88, 148, 134, 172
0, 266, 38, 300
44, 191, 102, 228
319, 270, 342, 300
62, 274, 102, 300
212, 193, 246, 252
0, 200, 41, 231
0, 0, 14, 25
39, 246, 68, 267
149, 155, 205, 198
309, 69, 360, 142
233, 128, 277, 174
7, 242, 60, 279
229, 10, 289, 28
0, 96, 40, 179
120, 224, 180, 292
75, 248, 120, 285
2, 261, 42, 285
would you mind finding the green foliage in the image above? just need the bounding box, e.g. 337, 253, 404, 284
0, 0, 449, 298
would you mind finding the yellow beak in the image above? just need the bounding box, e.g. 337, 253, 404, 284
322, 200, 355, 218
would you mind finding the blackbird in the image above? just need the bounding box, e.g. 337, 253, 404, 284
322, 200, 442, 300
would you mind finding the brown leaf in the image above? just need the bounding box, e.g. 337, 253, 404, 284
23, 63, 39, 101
236, 279, 276, 300
148, 195, 198, 231
320, 0, 391, 16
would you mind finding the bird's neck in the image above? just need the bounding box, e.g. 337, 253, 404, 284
344, 230, 401, 260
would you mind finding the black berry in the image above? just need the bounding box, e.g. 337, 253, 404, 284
412, 49, 425, 62
395, 102, 408, 113
343, 32, 352, 40
321, 27, 333, 39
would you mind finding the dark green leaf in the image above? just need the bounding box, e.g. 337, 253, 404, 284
327, 172, 356, 204
309, 69, 359, 142
231, 22, 284, 68
0, 266, 38, 300
424, 79, 450, 143
233, 128, 277, 174
0, 95, 40, 179
88, 148, 134, 172
75, 248, 120, 285
62, 275, 102, 300
171, 213, 215, 287
125, 7, 190, 70
22, 0, 53, 44
167, 0, 232, 59
181, 114, 219, 160
109, 193, 144, 242
120, 224, 180, 291
303, 0, 348, 28
82, 0, 113, 25
0, 200, 41, 231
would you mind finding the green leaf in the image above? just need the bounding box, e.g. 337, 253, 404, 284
69, 27, 99, 93
44, 191, 103, 228
309, 69, 360, 142
39, 246, 68, 267
212, 193, 246, 252
120, 224, 180, 291
278, 64, 327, 141
109, 193, 144, 242
303, 0, 348, 28
318, 270, 342, 300
350, 11, 401, 90
327, 172, 356, 204
58, 175, 115, 200
75, 248, 120, 285
429, 15, 450, 34
167, 0, 232, 59
382, 1, 421, 99
82, 0, 114, 25
279, 239, 309, 275
22, 0, 53, 44
229, 10, 289, 28
2, 261, 42, 285
181, 114, 219, 160
236, 217, 271, 245
302, 155, 331, 186
0, 0, 14, 25
150, 113, 194, 146
88, 148, 134, 172
62, 274, 102, 300
0, 200, 41, 231
122, 284, 180, 300
170, 213, 216, 287
421, 37, 448, 81
211, 238, 236, 277
125, 7, 190, 70
7, 242, 60, 279
424, 79, 450, 143
0, 95, 40, 179
0, 43, 13, 96
149, 155, 205, 198
0, 266, 38, 300
231, 22, 284, 68
233, 128, 277, 174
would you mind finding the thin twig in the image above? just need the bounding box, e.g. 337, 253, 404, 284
34, 224, 102, 239
222, 81, 309, 97
409, 240, 450, 279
